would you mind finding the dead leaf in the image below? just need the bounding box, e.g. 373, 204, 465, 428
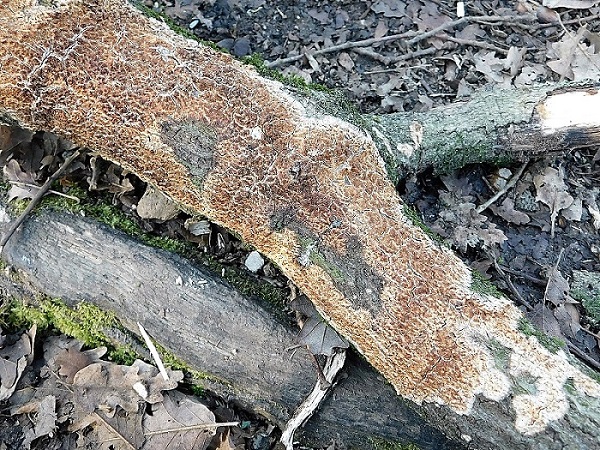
533, 167, 574, 237
504, 46, 526, 77
0, 325, 36, 401
474, 51, 509, 84
21, 395, 57, 449
292, 295, 349, 356
337, 52, 354, 71
527, 303, 567, 346
546, 27, 600, 81
373, 19, 389, 39
215, 429, 236, 450
544, 265, 571, 306
131, 359, 183, 404
562, 197, 583, 221
55, 341, 107, 383
143, 390, 215, 450
298, 316, 349, 356
72, 362, 145, 421
3, 159, 41, 201
371, 0, 406, 18
490, 198, 530, 225
554, 304, 581, 340
434, 194, 507, 251
136, 185, 180, 221
79, 405, 145, 450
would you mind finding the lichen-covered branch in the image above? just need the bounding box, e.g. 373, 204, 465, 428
368, 84, 600, 178
1, 1, 599, 448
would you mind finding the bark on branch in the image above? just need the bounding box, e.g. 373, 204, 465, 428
1, 1, 600, 449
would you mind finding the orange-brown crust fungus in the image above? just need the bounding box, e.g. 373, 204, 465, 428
1, 0, 599, 435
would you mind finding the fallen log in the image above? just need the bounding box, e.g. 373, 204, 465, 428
1, 1, 600, 449
0, 206, 460, 449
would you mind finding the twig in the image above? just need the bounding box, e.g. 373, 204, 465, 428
497, 265, 546, 286
144, 422, 240, 436
493, 260, 533, 310
441, 36, 509, 55
307, 350, 331, 390
0, 147, 82, 252
266, 14, 536, 68
137, 322, 170, 381
280, 348, 346, 450
10, 181, 81, 201
567, 342, 600, 371
477, 162, 528, 214
266, 30, 418, 68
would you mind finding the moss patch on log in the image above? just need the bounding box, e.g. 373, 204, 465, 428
518, 317, 565, 353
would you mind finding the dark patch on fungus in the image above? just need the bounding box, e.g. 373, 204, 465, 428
160, 119, 218, 188
292, 223, 384, 315
269, 206, 298, 232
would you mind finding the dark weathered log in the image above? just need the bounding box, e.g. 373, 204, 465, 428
1, 2, 600, 449
0, 207, 460, 450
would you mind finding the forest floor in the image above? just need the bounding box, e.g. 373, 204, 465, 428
1, 1, 600, 449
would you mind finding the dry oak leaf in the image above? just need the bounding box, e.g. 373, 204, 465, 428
143, 390, 216, 450
77, 405, 145, 450
21, 395, 57, 449
55, 341, 107, 383
3, 159, 41, 201
0, 325, 36, 401
533, 166, 574, 237
490, 198, 530, 225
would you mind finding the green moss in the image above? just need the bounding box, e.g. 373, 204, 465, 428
570, 271, 600, 327
471, 270, 503, 298
369, 438, 420, 450
518, 318, 565, 353
152, 340, 224, 388
298, 237, 345, 282
1, 296, 222, 385
5, 297, 137, 364
242, 53, 330, 92
310, 249, 344, 282
401, 205, 445, 245
200, 255, 288, 314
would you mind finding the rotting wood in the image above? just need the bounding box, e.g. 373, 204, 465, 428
1, 1, 600, 449
0, 206, 460, 450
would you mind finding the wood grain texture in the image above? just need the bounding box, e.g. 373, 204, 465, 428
1, 1, 600, 448
0, 207, 460, 450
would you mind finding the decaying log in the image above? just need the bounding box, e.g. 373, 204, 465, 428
1, 1, 600, 449
0, 207, 460, 450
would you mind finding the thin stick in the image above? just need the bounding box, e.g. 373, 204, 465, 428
10, 181, 81, 201
280, 348, 346, 450
567, 342, 600, 370
476, 162, 528, 214
266, 14, 536, 68
0, 147, 82, 252
144, 422, 240, 436
137, 322, 170, 381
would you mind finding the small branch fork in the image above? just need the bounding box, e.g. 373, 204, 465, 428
0, 147, 83, 253
280, 348, 347, 450
266, 14, 537, 68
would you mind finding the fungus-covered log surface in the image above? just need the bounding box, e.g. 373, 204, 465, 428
1, 1, 599, 448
